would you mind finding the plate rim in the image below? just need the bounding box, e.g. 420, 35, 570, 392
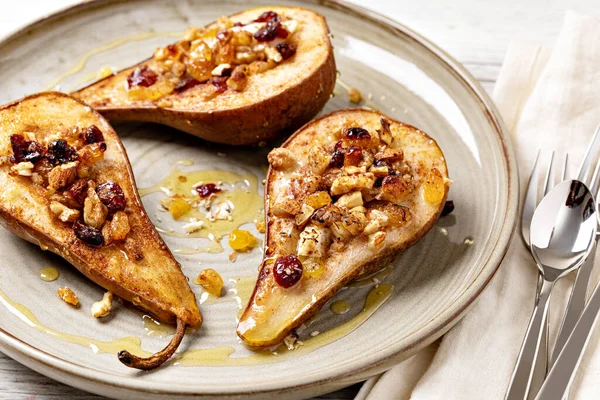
0, 0, 519, 397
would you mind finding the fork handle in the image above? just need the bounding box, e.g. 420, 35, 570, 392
505, 279, 554, 400
535, 278, 600, 400
551, 246, 595, 367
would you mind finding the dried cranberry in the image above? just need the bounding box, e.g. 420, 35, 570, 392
233, 22, 243, 27
374, 177, 383, 188
329, 141, 345, 168
195, 183, 221, 198
273, 255, 303, 288
127, 66, 158, 88
345, 146, 363, 166
82, 125, 104, 144
254, 11, 280, 22
276, 43, 296, 60
209, 76, 229, 93
344, 127, 371, 140
64, 179, 88, 207
9, 135, 46, 164
175, 78, 200, 93
47, 139, 78, 165
254, 18, 283, 42
96, 181, 126, 214
73, 220, 104, 247
441, 200, 455, 216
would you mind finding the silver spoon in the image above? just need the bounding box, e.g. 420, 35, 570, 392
505, 180, 598, 400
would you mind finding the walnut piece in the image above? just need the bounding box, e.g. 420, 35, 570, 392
84, 187, 108, 228
49, 201, 80, 223
58, 287, 79, 306
10, 161, 34, 177
48, 161, 79, 190
91, 291, 113, 318
268, 148, 297, 170
330, 173, 375, 196
368, 231, 386, 250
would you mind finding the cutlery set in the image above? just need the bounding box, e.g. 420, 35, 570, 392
506, 126, 600, 400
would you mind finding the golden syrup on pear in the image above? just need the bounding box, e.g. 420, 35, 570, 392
39, 267, 59, 282
45, 31, 182, 91
173, 283, 395, 366
0, 287, 151, 357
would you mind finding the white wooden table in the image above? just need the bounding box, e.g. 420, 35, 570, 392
1, 0, 599, 398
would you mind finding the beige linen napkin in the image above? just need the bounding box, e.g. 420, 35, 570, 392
356, 11, 600, 400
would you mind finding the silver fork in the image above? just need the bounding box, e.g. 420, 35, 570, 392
520, 151, 568, 399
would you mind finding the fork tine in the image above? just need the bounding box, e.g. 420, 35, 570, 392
577, 123, 600, 186
562, 153, 569, 181
521, 150, 542, 247
543, 151, 555, 196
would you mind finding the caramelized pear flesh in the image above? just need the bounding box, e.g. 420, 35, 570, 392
237, 109, 450, 348
0, 92, 201, 368
73, 6, 336, 146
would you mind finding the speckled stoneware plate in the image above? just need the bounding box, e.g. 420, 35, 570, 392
0, 0, 517, 399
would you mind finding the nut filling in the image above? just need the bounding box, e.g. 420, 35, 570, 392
8, 125, 132, 248
126, 10, 299, 102
267, 117, 446, 289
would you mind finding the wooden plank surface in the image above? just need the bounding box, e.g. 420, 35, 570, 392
1, 0, 599, 399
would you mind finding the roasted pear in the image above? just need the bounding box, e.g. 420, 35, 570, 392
0, 92, 201, 369
73, 6, 336, 146
237, 109, 450, 348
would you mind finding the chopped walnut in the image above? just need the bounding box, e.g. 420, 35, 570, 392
330, 173, 375, 196
330, 220, 353, 242
379, 175, 414, 202
374, 148, 403, 162
368, 231, 386, 250
49, 201, 80, 223
295, 203, 315, 227
336, 191, 363, 209
226, 65, 249, 91
341, 211, 367, 235
58, 287, 79, 306
364, 209, 389, 235
377, 118, 394, 146
297, 224, 331, 258
91, 291, 113, 318
107, 211, 130, 241
48, 161, 79, 190
311, 204, 342, 227
83, 187, 108, 228
268, 148, 297, 170
10, 161, 34, 177
307, 146, 330, 175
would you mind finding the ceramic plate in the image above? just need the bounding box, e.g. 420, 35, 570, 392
0, 0, 517, 399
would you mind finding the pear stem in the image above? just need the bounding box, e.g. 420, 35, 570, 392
118, 318, 185, 370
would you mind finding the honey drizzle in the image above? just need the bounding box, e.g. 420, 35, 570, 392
44, 31, 182, 91
335, 77, 379, 110
0, 288, 151, 357
39, 267, 59, 282
139, 166, 263, 252
173, 284, 394, 366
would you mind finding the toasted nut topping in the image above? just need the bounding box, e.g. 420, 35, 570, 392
91, 292, 113, 318
48, 161, 79, 190
84, 187, 108, 228
10, 161, 34, 176
380, 175, 414, 202
341, 212, 367, 235
58, 287, 79, 306
295, 203, 315, 227
368, 231, 386, 250
364, 209, 389, 235
307, 146, 330, 175
370, 166, 390, 177
375, 148, 404, 162
50, 201, 81, 223
330, 220, 353, 242
336, 191, 363, 209
195, 268, 224, 297
297, 224, 331, 258
330, 173, 375, 196
377, 117, 393, 146
268, 148, 297, 170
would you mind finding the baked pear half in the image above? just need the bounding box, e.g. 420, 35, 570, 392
73, 6, 336, 146
237, 109, 450, 348
0, 92, 200, 369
